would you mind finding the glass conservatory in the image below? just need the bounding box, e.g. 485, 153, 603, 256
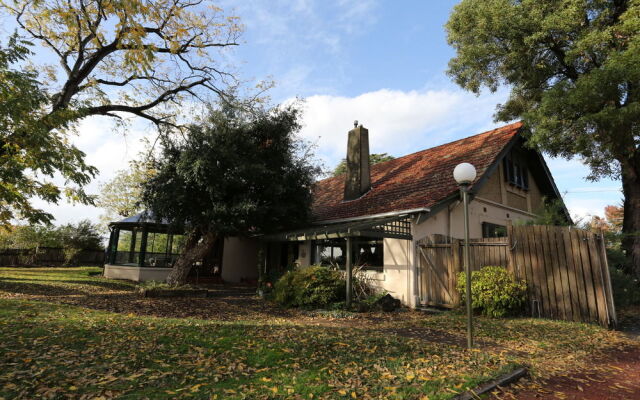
103, 212, 188, 281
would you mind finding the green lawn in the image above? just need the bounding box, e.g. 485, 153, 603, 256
0, 267, 631, 399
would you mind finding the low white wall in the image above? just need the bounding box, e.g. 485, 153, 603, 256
103, 265, 171, 282
221, 237, 259, 282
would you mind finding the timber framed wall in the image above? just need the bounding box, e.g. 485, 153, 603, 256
417, 225, 617, 328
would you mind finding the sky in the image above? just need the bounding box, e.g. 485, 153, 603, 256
5, 0, 623, 225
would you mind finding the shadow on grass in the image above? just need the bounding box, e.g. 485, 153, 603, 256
0, 279, 88, 297
0, 276, 135, 291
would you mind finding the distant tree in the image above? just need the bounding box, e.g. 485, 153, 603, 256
142, 103, 320, 285
57, 220, 103, 265
331, 153, 395, 177
446, 0, 640, 277
529, 198, 572, 226
0, 224, 62, 250
605, 205, 624, 233
0, 35, 96, 226
97, 158, 155, 227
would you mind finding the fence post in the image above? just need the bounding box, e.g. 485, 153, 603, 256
451, 239, 461, 306
506, 220, 517, 278
598, 231, 617, 328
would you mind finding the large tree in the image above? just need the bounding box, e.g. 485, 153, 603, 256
2, 0, 243, 128
446, 0, 640, 276
0, 1, 242, 224
0, 35, 96, 225
141, 104, 320, 285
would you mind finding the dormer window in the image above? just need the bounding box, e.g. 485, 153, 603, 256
503, 156, 529, 190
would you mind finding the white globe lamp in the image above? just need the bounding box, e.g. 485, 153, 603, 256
453, 162, 477, 185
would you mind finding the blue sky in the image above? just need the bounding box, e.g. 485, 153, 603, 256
4, 0, 623, 224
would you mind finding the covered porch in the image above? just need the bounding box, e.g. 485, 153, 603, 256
261, 210, 421, 306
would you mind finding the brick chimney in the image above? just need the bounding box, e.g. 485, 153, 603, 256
344, 121, 371, 200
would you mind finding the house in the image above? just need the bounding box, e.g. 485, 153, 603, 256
104, 121, 566, 309
262, 121, 567, 307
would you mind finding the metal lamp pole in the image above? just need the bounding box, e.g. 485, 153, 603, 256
453, 162, 477, 350
461, 183, 473, 349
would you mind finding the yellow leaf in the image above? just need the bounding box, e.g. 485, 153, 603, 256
338, 389, 347, 395
351, 392, 357, 398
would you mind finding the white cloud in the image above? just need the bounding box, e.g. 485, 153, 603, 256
294, 88, 506, 164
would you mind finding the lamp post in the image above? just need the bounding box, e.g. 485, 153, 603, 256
453, 162, 477, 349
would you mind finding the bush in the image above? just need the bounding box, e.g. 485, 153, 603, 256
456, 266, 527, 317
272, 266, 346, 309
609, 267, 640, 308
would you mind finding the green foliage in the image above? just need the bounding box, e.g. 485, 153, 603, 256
528, 198, 572, 226
456, 266, 527, 317
97, 154, 156, 227
0, 224, 62, 249
142, 103, 320, 241
332, 153, 395, 176
272, 266, 346, 309
57, 220, 103, 265
447, 0, 640, 177
0, 35, 96, 226
0, 220, 103, 266
609, 267, 640, 308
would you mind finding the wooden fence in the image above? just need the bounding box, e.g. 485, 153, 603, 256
417, 224, 616, 328
0, 247, 105, 267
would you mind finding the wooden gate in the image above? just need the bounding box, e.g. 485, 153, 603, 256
417, 225, 617, 328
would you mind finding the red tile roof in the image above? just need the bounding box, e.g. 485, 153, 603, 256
311, 122, 522, 222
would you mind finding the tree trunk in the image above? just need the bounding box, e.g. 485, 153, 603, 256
166, 231, 218, 285
620, 159, 640, 277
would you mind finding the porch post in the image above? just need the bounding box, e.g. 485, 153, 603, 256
346, 236, 353, 308
128, 229, 137, 263
138, 226, 148, 268
109, 227, 120, 264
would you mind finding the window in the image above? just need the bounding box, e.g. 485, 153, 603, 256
482, 222, 507, 238
311, 237, 383, 271
503, 157, 529, 190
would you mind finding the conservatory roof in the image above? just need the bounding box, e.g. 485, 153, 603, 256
109, 211, 174, 230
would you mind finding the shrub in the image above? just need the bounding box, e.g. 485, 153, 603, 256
272, 266, 346, 309
456, 266, 527, 317
609, 267, 640, 308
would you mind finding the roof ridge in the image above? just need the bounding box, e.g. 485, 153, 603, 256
373, 121, 522, 167
322, 121, 522, 182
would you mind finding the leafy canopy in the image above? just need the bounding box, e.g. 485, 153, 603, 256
97, 157, 155, 227
447, 0, 640, 178
1, 0, 244, 129
332, 153, 394, 177
0, 35, 96, 225
141, 104, 320, 237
